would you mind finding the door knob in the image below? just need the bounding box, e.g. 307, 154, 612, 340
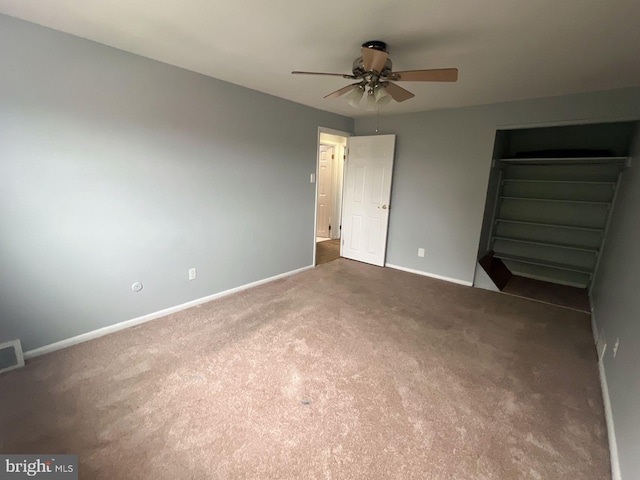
380, 205, 388, 209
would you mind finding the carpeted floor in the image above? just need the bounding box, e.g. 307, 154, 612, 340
502, 275, 591, 312
0, 259, 609, 479
316, 239, 341, 265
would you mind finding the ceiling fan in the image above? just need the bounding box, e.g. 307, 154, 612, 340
292, 40, 458, 109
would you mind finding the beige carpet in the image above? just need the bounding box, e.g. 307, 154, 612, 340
0, 259, 609, 479
316, 239, 341, 265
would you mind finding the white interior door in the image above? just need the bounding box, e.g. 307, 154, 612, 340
341, 134, 395, 266
316, 145, 334, 238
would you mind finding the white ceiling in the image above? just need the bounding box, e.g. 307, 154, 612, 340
1, 0, 639, 118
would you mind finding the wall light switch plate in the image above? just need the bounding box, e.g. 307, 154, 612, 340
310, 173, 316, 183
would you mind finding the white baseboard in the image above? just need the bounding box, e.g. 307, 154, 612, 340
591, 311, 599, 345
385, 264, 473, 287
24, 265, 314, 359
591, 311, 621, 480
598, 359, 621, 480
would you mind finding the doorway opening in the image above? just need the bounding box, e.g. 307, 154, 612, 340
314, 128, 350, 266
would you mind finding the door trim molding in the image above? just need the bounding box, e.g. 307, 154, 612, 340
314, 126, 352, 266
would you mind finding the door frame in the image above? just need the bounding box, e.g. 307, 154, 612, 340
313, 126, 352, 267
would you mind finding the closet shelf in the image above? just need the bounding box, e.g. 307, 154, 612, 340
484, 122, 635, 288
500, 196, 611, 206
492, 236, 599, 253
493, 253, 593, 275
499, 156, 628, 165
502, 179, 616, 186
495, 219, 604, 232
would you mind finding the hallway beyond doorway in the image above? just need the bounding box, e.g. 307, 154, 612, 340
316, 239, 340, 265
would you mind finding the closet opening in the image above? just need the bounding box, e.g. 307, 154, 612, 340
475, 121, 639, 311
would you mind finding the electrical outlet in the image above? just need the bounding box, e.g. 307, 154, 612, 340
418, 248, 425, 258
613, 337, 620, 358
310, 173, 316, 183
189, 268, 197, 281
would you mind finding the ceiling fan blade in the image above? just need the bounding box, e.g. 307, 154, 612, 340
384, 82, 415, 102
292, 71, 357, 79
391, 68, 458, 82
361, 47, 389, 73
324, 83, 360, 99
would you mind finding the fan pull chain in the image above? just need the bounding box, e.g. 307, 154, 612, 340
376, 108, 380, 133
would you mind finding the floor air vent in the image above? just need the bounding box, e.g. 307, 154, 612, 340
0, 340, 25, 374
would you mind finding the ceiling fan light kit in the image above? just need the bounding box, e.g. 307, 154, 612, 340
366, 89, 377, 111
346, 84, 365, 108
374, 84, 392, 107
292, 41, 458, 109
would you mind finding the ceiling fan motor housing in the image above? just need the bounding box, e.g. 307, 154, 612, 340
354, 41, 392, 78
361, 40, 387, 52
352, 57, 393, 78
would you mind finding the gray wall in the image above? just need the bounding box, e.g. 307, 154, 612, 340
591, 127, 640, 479
0, 14, 352, 351
354, 87, 640, 283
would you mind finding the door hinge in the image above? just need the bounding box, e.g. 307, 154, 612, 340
328, 225, 331, 231
331, 154, 335, 159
